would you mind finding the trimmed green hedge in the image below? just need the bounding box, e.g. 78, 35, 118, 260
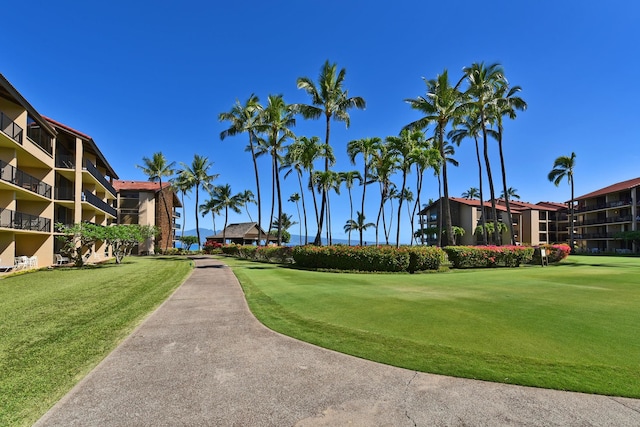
292, 245, 445, 273
443, 245, 535, 268
221, 245, 293, 263
530, 244, 571, 265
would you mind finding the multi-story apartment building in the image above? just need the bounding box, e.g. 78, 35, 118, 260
574, 177, 640, 253
418, 197, 569, 246
0, 73, 118, 268
113, 180, 182, 254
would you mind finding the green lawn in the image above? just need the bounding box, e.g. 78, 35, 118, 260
0, 256, 193, 427
225, 255, 640, 398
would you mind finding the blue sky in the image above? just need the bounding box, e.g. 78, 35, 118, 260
3, 1, 639, 243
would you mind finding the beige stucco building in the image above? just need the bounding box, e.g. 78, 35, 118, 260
0, 73, 118, 268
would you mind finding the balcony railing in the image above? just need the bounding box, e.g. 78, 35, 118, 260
82, 191, 117, 217
173, 223, 181, 229
0, 159, 52, 198
55, 185, 74, 201
55, 154, 75, 169
574, 232, 617, 240
575, 216, 634, 227
84, 160, 116, 197
174, 211, 181, 218
27, 123, 53, 155
0, 111, 23, 144
576, 199, 632, 213
0, 208, 51, 232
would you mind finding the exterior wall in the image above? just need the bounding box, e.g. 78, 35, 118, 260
154, 186, 177, 252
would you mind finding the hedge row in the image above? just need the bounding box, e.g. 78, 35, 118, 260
221, 244, 293, 263
292, 245, 446, 273
443, 245, 535, 268
530, 244, 571, 264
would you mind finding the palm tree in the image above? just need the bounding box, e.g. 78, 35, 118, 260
238, 190, 256, 222
199, 195, 222, 238
136, 152, 175, 252
347, 137, 382, 245
210, 184, 243, 244
339, 170, 362, 245
449, 112, 488, 245
271, 212, 298, 244
344, 211, 375, 237
219, 95, 264, 243
288, 193, 302, 245
312, 170, 341, 245
370, 142, 398, 246
170, 169, 192, 242
463, 62, 506, 244
409, 138, 440, 246
548, 152, 576, 252
461, 187, 480, 199
296, 60, 366, 245
500, 187, 520, 201
387, 129, 423, 247
255, 94, 296, 245
405, 69, 463, 246
490, 82, 527, 245
180, 154, 218, 250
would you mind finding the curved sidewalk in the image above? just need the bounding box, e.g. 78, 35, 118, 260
36, 256, 640, 426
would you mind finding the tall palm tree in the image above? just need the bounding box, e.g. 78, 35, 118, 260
405, 69, 463, 246
296, 60, 366, 245
136, 152, 175, 252
449, 111, 488, 245
463, 62, 506, 244
490, 83, 527, 245
347, 137, 381, 245
288, 193, 302, 245
255, 94, 296, 245
370, 142, 398, 246
344, 211, 374, 237
409, 138, 440, 246
180, 154, 218, 250
199, 195, 222, 237
339, 170, 362, 245
387, 129, 422, 247
461, 187, 480, 199
170, 169, 192, 242
312, 170, 341, 245
219, 95, 263, 243
210, 184, 243, 244
548, 152, 576, 252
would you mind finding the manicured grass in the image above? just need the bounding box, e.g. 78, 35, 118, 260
0, 256, 193, 427
224, 255, 640, 398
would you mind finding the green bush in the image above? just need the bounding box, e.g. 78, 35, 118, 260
292, 245, 445, 273
443, 246, 534, 269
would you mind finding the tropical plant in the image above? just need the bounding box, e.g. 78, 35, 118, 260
370, 141, 398, 246
461, 187, 480, 199
500, 187, 521, 201
210, 184, 243, 244
170, 170, 192, 242
344, 211, 375, 239
462, 62, 506, 244
339, 170, 362, 245
408, 138, 440, 245
179, 154, 218, 250
271, 212, 297, 244
548, 152, 577, 252
296, 60, 366, 245
288, 193, 302, 245
239, 189, 256, 222
347, 137, 382, 245
312, 170, 341, 245
179, 235, 199, 252
474, 222, 508, 244
255, 94, 296, 245
219, 95, 264, 243
136, 152, 175, 252
405, 69, 464, 246
199, 194, 222, 237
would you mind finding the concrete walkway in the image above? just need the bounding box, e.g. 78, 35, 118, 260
36, 256, 640, 426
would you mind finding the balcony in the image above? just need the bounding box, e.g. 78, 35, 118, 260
55, 154, 75, 169
84, 160, 116, 197
82, 191, 117, 217
174, 211, 181, 218
575, 216, 633, 227
55, 185, 74, 201
0, 159, 52, 198
576, 199, 632, 213
173, 222, 181, 229
0, 208, 51, 232
574, 232, 617, 240
27, 122, 53, 155
0, 111, 23, 144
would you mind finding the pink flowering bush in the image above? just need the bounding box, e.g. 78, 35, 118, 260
292, 245, 445, 272
529, 244, 571, 264
443, 245, 534, 268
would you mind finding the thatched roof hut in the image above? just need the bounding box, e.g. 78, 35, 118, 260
205, 222, 277, 245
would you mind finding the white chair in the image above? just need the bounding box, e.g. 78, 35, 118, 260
28, 256, 37, 268
56, 254, 70, 265
14, 256, 28, 270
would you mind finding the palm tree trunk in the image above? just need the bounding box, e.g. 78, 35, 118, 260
475, 137, 488, 245
248, 132, 262, 245
437, 172, 443, 247
180, 190, 185, 242
275, 154, 283, 246
297, 172, 309, 245
570, 177, 575, 253
194, 184, 201, 251
348, 189, 353, 245
360, 163, 368, 246
159, 179, 172, 253
267, 160, 276, 246
396, 170, 407, 248
223, 205, 228, 244
482, 119, 500, 245
497, 130, 516, 245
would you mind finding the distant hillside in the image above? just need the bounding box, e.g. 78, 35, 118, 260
181, 228, 216, 243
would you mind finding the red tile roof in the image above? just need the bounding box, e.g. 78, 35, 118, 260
575, 177, 640, 201
43, 116, 93, 141
113, 180, 172, 192
450, 197, 509, 212
536, 201, 568, 210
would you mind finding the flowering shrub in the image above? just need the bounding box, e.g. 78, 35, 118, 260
292, 245, 445, 272
221, 244, 240, 256
529, 244, 571, 265
203, 240, 222, 254
443, 246, 534, 268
